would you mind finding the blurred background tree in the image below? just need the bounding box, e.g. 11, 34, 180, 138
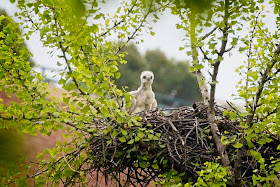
116, 44, 202, 107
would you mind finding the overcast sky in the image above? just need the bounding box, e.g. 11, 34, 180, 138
0, 0, 277, 107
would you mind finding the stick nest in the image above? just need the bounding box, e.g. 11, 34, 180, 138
88, 103, 279, 186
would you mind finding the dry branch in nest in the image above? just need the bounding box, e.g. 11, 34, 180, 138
88, 103, 279, 186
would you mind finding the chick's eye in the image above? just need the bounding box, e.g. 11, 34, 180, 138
143, 76, 146, 79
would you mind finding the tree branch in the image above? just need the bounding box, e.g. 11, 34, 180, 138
199, 27, 218, 42
207, 0, 230, 167
189, 0, 231, 168
199, 47, 210, 60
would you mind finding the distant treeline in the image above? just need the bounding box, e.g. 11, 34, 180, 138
116, 44, 202, 106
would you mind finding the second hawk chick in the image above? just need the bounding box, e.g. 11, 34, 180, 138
127, 71, 157, 114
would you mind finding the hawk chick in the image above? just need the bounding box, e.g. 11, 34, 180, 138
127, 71, 157, 114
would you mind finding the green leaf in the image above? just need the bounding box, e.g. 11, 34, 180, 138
106, 139, 112, 144
233, 142, 243, 149
127, 139, 134, 144
62, 133, 68, 139
152, 163, 159, 169
252, 174, 259, 185
0, 32, 5, 38
240, 122, 248, 129
250, 150, 262, 160
229, 112, 237, 120
115, 72, 121, 79
36, 153, 43, 159
100, 107, 110, 117
119, 136, 126, 143
81, 105, 90, 113
121, 128, 127, 136
148, 133, 154, 139
137, 131, 145, 139
231, 38, 238, 46
221, 136, 231, 145
257, 137, 272, 145
112, 130, 117, 138
94, 13, 104, 19
63, 97, 70, 104
135, 136, 140, 142
104, 126, 112, 134
266, 174, 276, 181
139, 161, 147, 168
50, 147, 58, 157
189, 66, 195, 72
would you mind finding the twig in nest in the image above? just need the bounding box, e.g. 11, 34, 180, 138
167, 120, 185, 146
157, 116, 185, 146
195, 117, 205, 149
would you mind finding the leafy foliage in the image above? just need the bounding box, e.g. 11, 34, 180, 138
0, 9, 35, 67
0, 10, 34, 179
170, 0, 280, 186
234, 8, 280, 186
189, 160, 231, 187
1, 0, 169, 186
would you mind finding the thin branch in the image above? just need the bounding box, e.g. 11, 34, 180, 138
167, 120, 185, 146
224, 45, 234, 53
59, 42, 87, 96
245, 12, 261, 105
199, 47, 210, 60
199, 27, 218, 41
261, 108, 277, 121
250, 44, 280, 116
98, 3, 136, 38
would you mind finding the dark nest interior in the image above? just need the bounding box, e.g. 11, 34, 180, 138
88, 103, 280, 186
